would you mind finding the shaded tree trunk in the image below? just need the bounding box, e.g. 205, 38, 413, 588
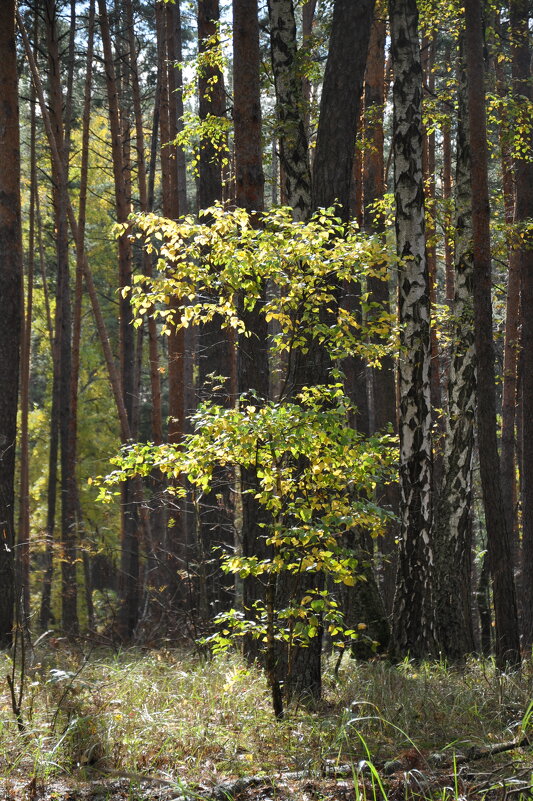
0, 0, 22, 647
509, 0, 533, 646
196, 0, 235, 617
464, 0, 520, 667
363, 6, 399, 615
98, 0, 139, 639
233, 0, 270, 649
17, 73, 37, 628
45, 0, 78, 636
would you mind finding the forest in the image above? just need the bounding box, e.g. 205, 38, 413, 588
0, 0, 532, 797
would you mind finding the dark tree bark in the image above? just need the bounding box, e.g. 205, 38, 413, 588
233, 0, 270, 645
312, 0, 375, 217
363, 6, 399, 615
196, 0, 235, 617
17, 70, 37, 628
0, 0, 22, 647
509, 0, 533, 646
494, 44, 521, 572
464, 0, 520, 667
98, 0, 140, 639
388, 0, 436, 659
45, 0, 78, 636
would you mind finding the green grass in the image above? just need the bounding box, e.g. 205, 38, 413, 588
1, 645, 532, 794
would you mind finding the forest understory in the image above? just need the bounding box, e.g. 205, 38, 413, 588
2, 648, 533, 801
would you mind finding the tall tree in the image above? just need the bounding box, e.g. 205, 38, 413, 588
233, 0, 270, 640
197, 0, 235, 615
433, 45, 476, 659
363, 5, 399, 614
389, 0, 436, 659
509, 0, 533, 645
464, 0, 520, 667
45, 0, 78, 636
98, 0, 140, 638
0, 0, 22, 647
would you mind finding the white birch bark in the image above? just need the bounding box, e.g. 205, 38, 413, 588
389, 0, 436, 658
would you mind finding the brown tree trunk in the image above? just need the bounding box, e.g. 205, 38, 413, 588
0, 0, 22, 647
464, 0, 520, 667
510, 0, 533, 646
45, 0, 78, 636
196, 0, 235, 617
233, 0, 270, 659
98, 0, 139, 639
17, 73, 37, 628
363, 6, 399, 615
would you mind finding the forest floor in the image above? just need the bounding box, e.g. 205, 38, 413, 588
1, 646, 533, 801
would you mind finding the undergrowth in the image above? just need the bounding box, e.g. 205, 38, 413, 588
0, 645, 532, 790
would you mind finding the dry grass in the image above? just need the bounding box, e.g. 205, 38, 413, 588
0, 645, 532, 791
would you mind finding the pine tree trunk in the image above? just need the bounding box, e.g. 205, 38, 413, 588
98, 0, 140, 639
363, 7, 399, 615
0, 0, 22, 647
312, 0, 375, 217
45, 0, 78, 636
389, 0, 436, 659
509, 0, 533, 646
196, 0, 235, 616
491, 20, 520, 572
17, 74, 37, 628
464, 0, 520, 667
233, 0, 270, 651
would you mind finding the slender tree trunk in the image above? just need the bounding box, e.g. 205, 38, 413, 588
509, 0, 533, 646
495, 76, 521, 575
196, 0, 235, 616
464, 0, 520, 667
17, 77, 37, 628
233, 0, 270, 658
0, 0, 22, 647
45, 0, 78, 636
363, 6, 399, 615
98, 0, 139, 639
301, 0, 317, 139
389, 0, 436, 659
433, 47, 476, 659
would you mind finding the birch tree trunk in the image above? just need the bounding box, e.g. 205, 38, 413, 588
389, 0, 436, 659
267, 0, 312, 221
433, 48, 476, 659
